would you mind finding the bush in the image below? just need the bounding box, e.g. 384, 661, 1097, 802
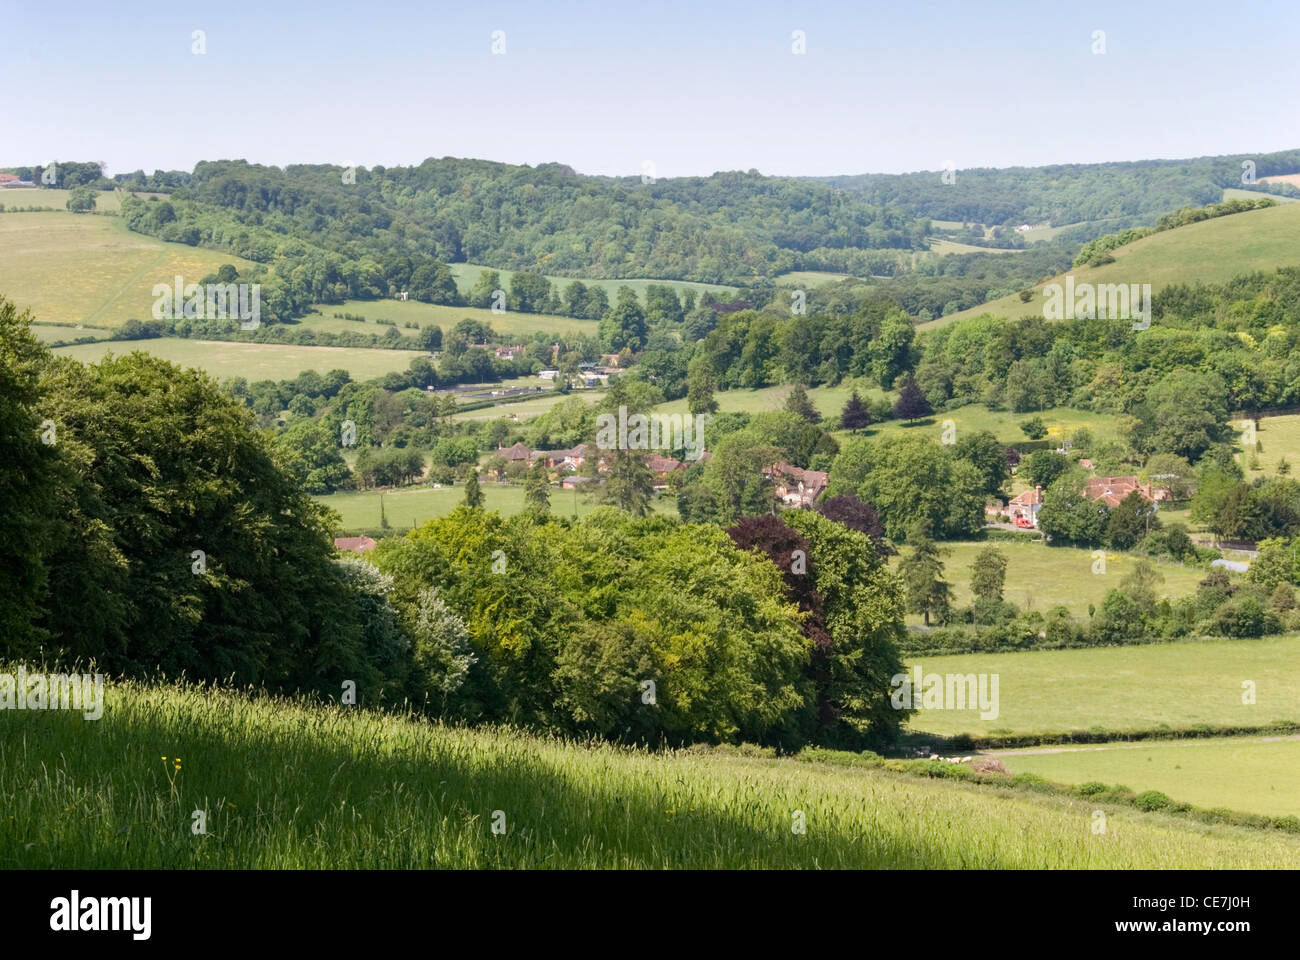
1076, 781, 1109, 796
1134, 790, 1172, 811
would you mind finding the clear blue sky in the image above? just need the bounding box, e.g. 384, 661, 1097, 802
2, 0, 1297, 178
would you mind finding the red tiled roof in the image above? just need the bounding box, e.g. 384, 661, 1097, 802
500, 441, 531, 461
1082, 476, 1154, 508
334, 536, 377, 553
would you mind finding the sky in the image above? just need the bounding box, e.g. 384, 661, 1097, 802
2, 0, 1298, 179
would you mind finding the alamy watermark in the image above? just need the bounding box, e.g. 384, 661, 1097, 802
1042, 275, 1151, 330
890, 667, 999, 720
0, 667, 104, 720
152, 276, 261, 329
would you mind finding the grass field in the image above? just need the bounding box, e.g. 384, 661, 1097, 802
1240, 412, 1300, 475
317, 481, 676, 530
28, 322, 110, 343
1222, 187, 1299, 204
450, 387, 602, 422
997, 735, 1300, 818
926, 239, 1021, 256
5, 671, 1298, 868
772, 270, 862, 286
867, 403, 1123, 448
0, 212, 257, 328
926, 201, 1300, 329
300, 298, 598, 339
0, 187, 136, 213
449, 264, 736, 305
903, 634, 1300, 739
894, 539, 1209, 622
51, 339, 420, 381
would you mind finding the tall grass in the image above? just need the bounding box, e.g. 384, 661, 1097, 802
3, 671, 1298, 868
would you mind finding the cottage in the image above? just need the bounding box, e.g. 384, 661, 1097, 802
333, 536, 377, 554
1082, 476, 1156, 508
498, 441, 532, 464
1007, 485, 1043, 527
763, 462, 829, 507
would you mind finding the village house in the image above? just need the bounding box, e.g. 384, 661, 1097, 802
498, 441, 532, 465
763, 462, 829, 508
1082, 476, 1159, 507
645, 453, 685, 488
1007, 485, 1043, 527
333, 536, 377, 554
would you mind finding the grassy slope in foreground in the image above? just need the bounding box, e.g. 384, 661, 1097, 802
997, 736, 1300, 818
924, 201, 1300, 330
3, 675, 1298, 868
904, 635, 1300, 739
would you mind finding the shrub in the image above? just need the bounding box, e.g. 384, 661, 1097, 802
1134, 790, 1172, 811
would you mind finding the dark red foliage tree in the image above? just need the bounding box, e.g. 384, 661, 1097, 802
892, 375, 933, 421
839, 390, 872, 432
816, 493, 894, 556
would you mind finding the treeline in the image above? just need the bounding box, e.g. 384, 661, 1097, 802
813, 149, 1300, 229
115, 159, 931, 301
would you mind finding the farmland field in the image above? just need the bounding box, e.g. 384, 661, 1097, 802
300, 298, 598, 339
0, 212, 257, 328
1222, 187, 1299, 204
51, 338, 419, 381
1239, 412, 1300, 476
449, 263, 736, 305
4, 672, 1298, 869
928, 201, 1300, 329
893, 539, 1210, 622
996, 736, 1300, 818
902, 635, 1300, 739
318, 481, 676, 530
654, 382, 889, 420
867, 403, 1123, 448
450, 386, 602, 421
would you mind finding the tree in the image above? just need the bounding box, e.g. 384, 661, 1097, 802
524, 459, 551, 515
411, 587, 477, 715
892, 376, 932, 421
839, 390, 872, 432
1106, 490, 1160, 550
66, 187, 97, 213
0, 298, 63, 654
686, 355, 719, 416
828, 434, 985, 541
1023, 450, 1071, 488
815, 493, 890, 555
1019, 416, 1047, 440
468, 270, 503, 309
1037, 469, 1109, 545
784, 383, 822, 424
954, 430, 1010, 496
598, 287, 646, 352
463, 469, 484, 508
417, 325, 443, 351
969, 546, 1007, 606
509, 272, 553, 313
597, 450, 655, 515
898, 525, 951, 626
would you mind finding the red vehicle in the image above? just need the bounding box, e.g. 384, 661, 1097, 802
1014, 516, 1034, 529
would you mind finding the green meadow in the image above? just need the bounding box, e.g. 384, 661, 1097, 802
893, 539, 1210, 622
449, 263, 736, 305
318, 482, 675, 531
866, 403, 1123, 449
902, 634, 1300, 739
300, 298, 598, 340
5, 672, 1298, 869
928, 201, 1300, 329
996, 736, 1300, 819
0, 212, 257, 328
51, 338, 419, 382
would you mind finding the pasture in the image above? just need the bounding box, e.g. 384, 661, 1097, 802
866, 402, 1124, 449
449, 263, 736, 306
4, 671, 1298, 868
893, 539, 1209, 622
51, 338, 419, 381
654, 382, 889, 420
1238, 411, 1300, 476
0, 212, 257, 328
300, 298, 598, 339
317, 481, 676, 530
927, 201, 1300, 329
996, 735, 1300, 818
902, 634, 1300, 739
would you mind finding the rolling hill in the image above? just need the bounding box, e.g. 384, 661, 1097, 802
923, 201, 1300, 330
